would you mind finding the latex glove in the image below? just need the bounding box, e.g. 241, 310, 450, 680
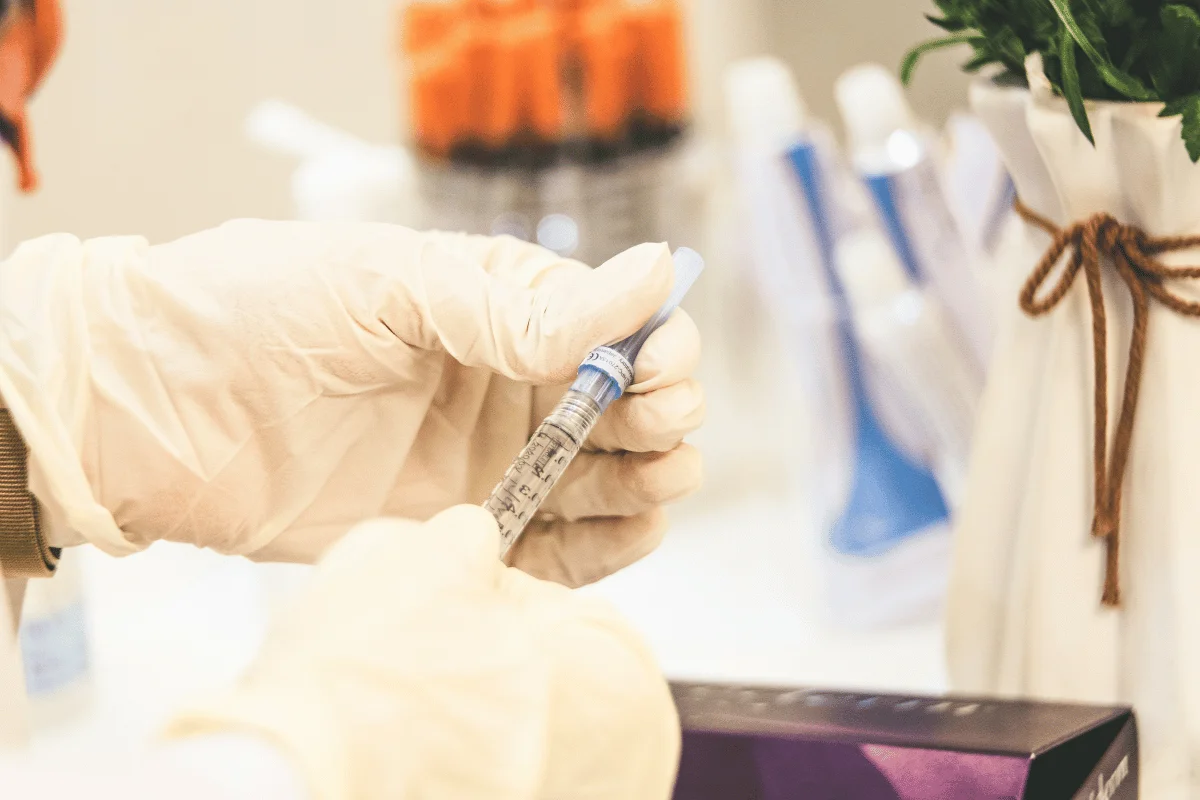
165, 507, 682, 800
0, 222, 704, 585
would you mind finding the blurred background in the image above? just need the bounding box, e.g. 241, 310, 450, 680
3, 0, 968, 244
6, 0, 1014, 760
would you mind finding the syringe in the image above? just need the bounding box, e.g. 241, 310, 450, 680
485, 247, 705, 558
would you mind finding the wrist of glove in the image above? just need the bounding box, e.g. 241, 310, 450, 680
163, 507, 682, 800
0, 222, 704, 586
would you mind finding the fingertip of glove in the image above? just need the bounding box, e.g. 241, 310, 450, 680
676, 445, 705, 500
594, 242, 673, 299
426, 504, 500, 544
641, 505, 671, 549
597, 241, 672, 268
424, 505, 505, 579
654, 443, 705, 501
322, 509, 503, 589
508, 242, 676, 385
628, 309, 702, 392
496, 563, 573, 606
532, 242, 668, 371
589, 243, 673, 322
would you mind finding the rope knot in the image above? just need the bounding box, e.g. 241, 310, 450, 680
1016, 201, 1200, 607
1095, 216, 1124, 253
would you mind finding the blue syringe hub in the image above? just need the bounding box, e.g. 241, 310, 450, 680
570, 247, 705, 411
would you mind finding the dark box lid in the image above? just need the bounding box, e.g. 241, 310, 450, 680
671, 682, 1138, 800
671, 683, 1129, 757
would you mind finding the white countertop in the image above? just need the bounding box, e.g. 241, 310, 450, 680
24, 492, 946, 757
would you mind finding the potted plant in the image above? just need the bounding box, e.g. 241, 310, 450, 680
904, 3, 1200, 796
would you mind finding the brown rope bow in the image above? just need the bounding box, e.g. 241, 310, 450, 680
1015, 200, 1200, 606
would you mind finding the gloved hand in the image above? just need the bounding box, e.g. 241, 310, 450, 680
0, 222, 703, 585
165, 507, 682, 800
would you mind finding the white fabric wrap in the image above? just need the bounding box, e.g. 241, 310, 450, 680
952, 57, 1200, 797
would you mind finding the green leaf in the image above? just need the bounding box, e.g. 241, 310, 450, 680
1119, 33, 1152, 73
962, 51, 998, 73
901, 0, 1200, 163
926, 13, 967, 32
900, 33, 976, 84
1161, 96, 1193, 117
1163, 5, 1200, 35
992, 26, 1028, 69
1152, 5, 1200, 97
1046, 0, 1156, 100
1098, 0, 1135, 26
1158, 93, 1200, 161
1059, 31, 1096, 144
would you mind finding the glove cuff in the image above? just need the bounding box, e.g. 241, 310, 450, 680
0, 234, 140, 557
0, 407, 58, 577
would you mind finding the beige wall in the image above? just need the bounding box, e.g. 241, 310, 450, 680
8, 0, 402, 245
770, 0, 972, 130
3, 0, 971, 248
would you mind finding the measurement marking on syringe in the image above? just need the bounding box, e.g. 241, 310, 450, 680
488, 422, 584, 551
486, 248, 705, 558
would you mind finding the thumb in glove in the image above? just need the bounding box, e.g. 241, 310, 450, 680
399, 237, 677, 385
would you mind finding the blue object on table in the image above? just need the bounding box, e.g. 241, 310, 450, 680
786, 141, 948, 557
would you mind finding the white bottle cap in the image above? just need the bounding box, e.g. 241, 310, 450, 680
292, 147, 418, 224
835, 63, 920, 167
246, 99, 420, 225
246, 99, 365, 160
724, 57, 808, 149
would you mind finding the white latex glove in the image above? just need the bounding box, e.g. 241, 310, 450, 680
164, 507, 682, 800
0, 223, 703, 585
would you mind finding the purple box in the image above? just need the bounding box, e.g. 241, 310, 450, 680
671, 683, 1136, 799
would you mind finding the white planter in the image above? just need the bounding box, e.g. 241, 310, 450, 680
952, 58, 1200, 798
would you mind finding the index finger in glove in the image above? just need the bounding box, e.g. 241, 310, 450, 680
625, 308, 702, 393
531, 309, 704, 453
539, 445, 703, 521
586, 379, 705, 453
533, 376, 704, 455
521, 295, 700, 394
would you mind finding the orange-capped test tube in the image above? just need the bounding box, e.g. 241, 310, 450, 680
410, 41, 470, 157
468, 0, 537, 20
510, 8, 564, 143
625, 0, 688, 126
470, 21, 522, 148
402, 0, 465, 55
578, 4, 632, 141
547, 0, 610, 52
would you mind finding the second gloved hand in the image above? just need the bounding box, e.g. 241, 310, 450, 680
0, 223, 704, 585
165, 507, 682, 800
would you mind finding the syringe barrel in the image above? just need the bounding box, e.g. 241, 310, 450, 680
486, 390, 603, 558
485, 247, 705, 556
